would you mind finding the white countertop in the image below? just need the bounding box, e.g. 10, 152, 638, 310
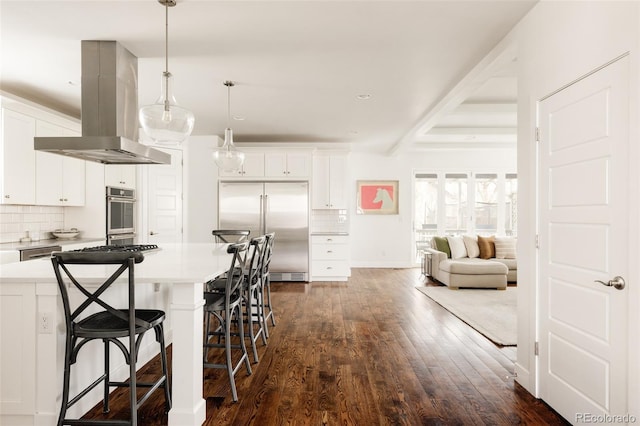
0, 243, 231, 284
0, 237, 105, 251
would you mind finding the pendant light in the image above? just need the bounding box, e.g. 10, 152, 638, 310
213, 81, 245, 172
139, 0, 194, 145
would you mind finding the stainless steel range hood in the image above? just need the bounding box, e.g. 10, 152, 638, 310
35, 41, 170, 165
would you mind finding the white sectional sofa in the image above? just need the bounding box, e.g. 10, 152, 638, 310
426, 235, 517, 290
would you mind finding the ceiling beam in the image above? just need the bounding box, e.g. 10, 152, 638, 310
386, 29, 518, 156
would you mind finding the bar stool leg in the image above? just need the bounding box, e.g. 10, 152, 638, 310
103, 340, 110, 413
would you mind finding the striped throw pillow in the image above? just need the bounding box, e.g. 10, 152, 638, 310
494, 237, 516, 259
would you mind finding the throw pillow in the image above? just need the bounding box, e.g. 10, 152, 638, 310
495, 237, 516, 259
432, 236, 451, 258
463, 235, 480, 258
447, 235, 468, 259
477, 235, 496, 259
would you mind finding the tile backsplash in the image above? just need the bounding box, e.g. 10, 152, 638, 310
0, 205, 64, 243
311, 209, 349, 234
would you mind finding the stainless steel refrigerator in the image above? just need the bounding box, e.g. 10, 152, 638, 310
218, 181, 309, 282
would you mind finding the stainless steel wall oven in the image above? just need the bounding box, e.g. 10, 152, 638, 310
106, 186, 136, 245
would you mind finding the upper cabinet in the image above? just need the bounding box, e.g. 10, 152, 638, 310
35, 120, 85, 206
264, 152, 310, 178
1, 108, 36, 204
218, 150, 311, 179
1, 96, 84, 206
312, 154, 348, 209
105, 165, 137, 189
218, 151, 265, 178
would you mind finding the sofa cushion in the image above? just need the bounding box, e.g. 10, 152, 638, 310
463, 235, 480, 258
492, 258, 517, 270
439, 258, 508, 275
494, 237, 516, 259
477, 235, 496, 259
447, 235, 468, 259
433, 236, 451, 258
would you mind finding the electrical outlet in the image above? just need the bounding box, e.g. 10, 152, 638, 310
38, 312, 54, 334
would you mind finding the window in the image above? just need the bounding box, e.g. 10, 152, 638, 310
474, 173, 498, 235
505, 173, 517, 236
412, 171, 517, 264
444, 174, 468, 235
414, 174, 438, 261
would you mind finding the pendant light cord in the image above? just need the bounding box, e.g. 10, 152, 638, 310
165, 1, 169, 75
227, 84, 231, 128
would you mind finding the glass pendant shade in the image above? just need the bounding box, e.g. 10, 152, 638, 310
140, 71, 194, 145
213, 128, 245, 172
213, 80, 244, 172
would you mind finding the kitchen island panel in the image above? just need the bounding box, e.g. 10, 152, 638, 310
0, 243, 230, 426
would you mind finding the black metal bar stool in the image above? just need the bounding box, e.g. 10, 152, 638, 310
203, 241, 252, 402
262, 233, 277, 337
51, 251, 171, 426
211, 229, 250, 243
243, 235, 268, 362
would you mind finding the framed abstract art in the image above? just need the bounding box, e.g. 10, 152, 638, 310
356, 180, 399, 214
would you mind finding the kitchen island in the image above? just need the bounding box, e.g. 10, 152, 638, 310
0, 243, 231, 426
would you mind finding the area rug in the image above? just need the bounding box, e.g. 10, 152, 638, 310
415, 286, 517, 346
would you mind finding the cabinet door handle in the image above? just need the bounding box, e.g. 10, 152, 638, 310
4, 195, 9, 198
327, 250, 333, 253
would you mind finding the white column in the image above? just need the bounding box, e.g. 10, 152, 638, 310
168, 281, 206, 426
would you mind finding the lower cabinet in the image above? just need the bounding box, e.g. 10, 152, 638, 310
310, 234, 350, 281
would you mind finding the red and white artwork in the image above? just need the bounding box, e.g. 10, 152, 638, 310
357, 180, 399, 214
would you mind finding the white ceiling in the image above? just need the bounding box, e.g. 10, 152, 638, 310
0, 0, 534, 153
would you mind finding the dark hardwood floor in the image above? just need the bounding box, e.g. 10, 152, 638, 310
84, 268, 569, 425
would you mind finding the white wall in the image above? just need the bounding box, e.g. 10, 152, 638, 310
515, 1, 640, 413
348, 148, 516, 267
183, 135, 221, 242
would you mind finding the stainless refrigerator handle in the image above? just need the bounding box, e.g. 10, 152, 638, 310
259, 194, 263, 234
263, 194, 268, 232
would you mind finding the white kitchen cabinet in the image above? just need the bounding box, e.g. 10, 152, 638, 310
35, 120, 85, 206
0, 250, 19, 264
105, 165, 137, 189
218, 151, 265, 178
310, 234, 351, 281
312, 155, 348, 209
264, 152, 310, 178
0, 283, 36, 416
1, 108, 36, 205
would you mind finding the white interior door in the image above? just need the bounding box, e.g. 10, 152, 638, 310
147, 148, 183, 244
538, 56, 629, 421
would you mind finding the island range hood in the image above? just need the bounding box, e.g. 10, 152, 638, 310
35, 41, 171, 165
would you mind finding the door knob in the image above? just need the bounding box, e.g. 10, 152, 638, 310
594, 276, 626, 290
150, 231, 157, 236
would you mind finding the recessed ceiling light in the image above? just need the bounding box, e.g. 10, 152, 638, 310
232, 115, 245, 121
356, 94, 371, 100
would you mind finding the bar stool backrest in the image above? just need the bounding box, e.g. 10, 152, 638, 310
262, 233, 275, 279
224, 242, 250, 305
52, 251, 147, 331
212, 229, 250, 243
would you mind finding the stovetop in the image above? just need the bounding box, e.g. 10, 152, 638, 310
71, 244, 159, 253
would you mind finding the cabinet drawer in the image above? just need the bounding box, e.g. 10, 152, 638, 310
311, 260, 350, 277
311, 235, 349, 245
312, 243, 349, 260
